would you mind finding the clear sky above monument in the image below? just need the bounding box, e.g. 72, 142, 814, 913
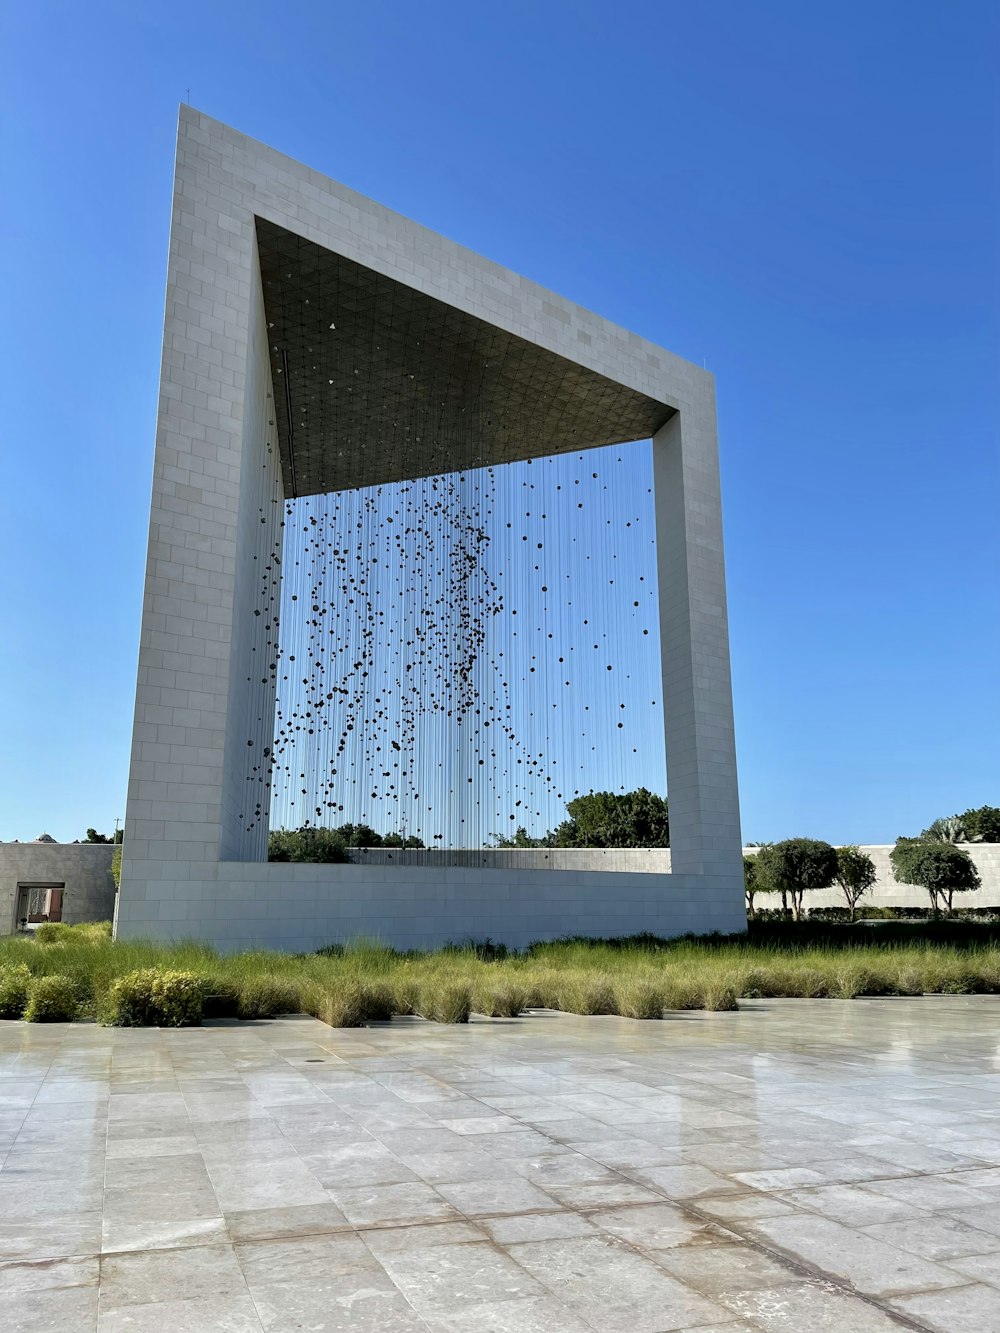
0, 1, 996, 844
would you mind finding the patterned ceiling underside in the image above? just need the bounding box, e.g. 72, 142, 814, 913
255, 219, 673, 498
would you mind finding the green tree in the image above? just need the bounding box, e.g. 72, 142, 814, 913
268, 827, 348, 863
382, 833, 425, 849
493, 826, 547, 848
335, 823, 382, 849
550, 788, 669, 849
111, 846, 122, 888
960, 805, 1000, 843
84, 828, 112, 844
834, 846, 878, 921
890, 839, 981, 913
920, 815, 968, 844
754, 839, 838, 921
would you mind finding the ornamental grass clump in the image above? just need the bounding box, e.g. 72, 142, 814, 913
415, 982, 472, 1023
612, 978, 665, 1019
308, 980, 395, 1027
0, 964, 32, 1018
554, 974, 617, 1016
24, 974, 79, 1022
103, 968, 203, 1027
232, 974, 303, 1019
471, 980, 527, 1018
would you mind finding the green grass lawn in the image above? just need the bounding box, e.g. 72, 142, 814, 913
2, 921, 999, 1026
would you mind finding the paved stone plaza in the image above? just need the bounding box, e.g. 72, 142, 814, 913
2, 1000, 1000, 1332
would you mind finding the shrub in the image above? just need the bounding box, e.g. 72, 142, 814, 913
201, 976, 240, 1018
0, 964, 32, 1018
103, 968, 203, 1027
77, 921, 113, 943
268, 826, 347, 863
34, 922, 73, 944
24, 975, 79, 1022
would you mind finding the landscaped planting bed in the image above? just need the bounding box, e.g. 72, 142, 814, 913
1, 921, 999, 1028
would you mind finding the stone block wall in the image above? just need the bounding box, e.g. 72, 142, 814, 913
0, 843, 116, 935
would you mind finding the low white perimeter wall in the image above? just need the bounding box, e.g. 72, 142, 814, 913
114, 861, 746, 953
347, 845, 1000, 911
765, 844, 1000, 911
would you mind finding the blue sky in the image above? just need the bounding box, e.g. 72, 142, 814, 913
1, 0, 996, 845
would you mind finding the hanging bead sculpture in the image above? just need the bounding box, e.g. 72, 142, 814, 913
245, 443, 666, 848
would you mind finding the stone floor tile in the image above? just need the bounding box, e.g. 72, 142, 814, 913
652, 1241, 803, 1293
6, 1282, 99, 1332
506, 1153, 615, 1187
862, 1213, 1000, 1261
776, 1182, 925, 1227
481, 1211, 598, 1244
421, 1293, 595, 1332
360, 1220, 485, 1256
751, 1213, 966, 1297
946, 1205, 1000, 1238
298, 1141, 420, 1188
375, 1239, 545, 1314
509, 1234, 731, 1332
888, 1282, 1000, 1332
397, 1147, 503, 1183
329, 1181, 459, 1227
96, 1291, 265, 1332
250, 1273, 432, 1331
223, 1201, 348, 1242
864, 1173, 989, 1211
98, 1243, 247, 1310
563, 1136, 680, 1170
542, 1179, 665, 1211
104, 1151, 211, 1191
237, 1231, 378, 1285
437, 1115, 521, 1134
0, 1255, 100, 1293
104, 1133, 200, 1159
694, 1193, 799, 1224
590, 1202, 718, 1250
718, 1280, 914, 1331
730, 1166, 827, 1191
371, 1127, 467, 1156
206, 1157, 328, 1211
631, 1163, 740, 1200
945, 1249, 1000, 1285
433, 1177, 559, 1217
0, 1209, 104, 1262
101, 1215, 229, 1255
0, 1176, 105, 1215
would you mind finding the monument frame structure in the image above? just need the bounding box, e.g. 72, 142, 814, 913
117, 107, 744, 950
